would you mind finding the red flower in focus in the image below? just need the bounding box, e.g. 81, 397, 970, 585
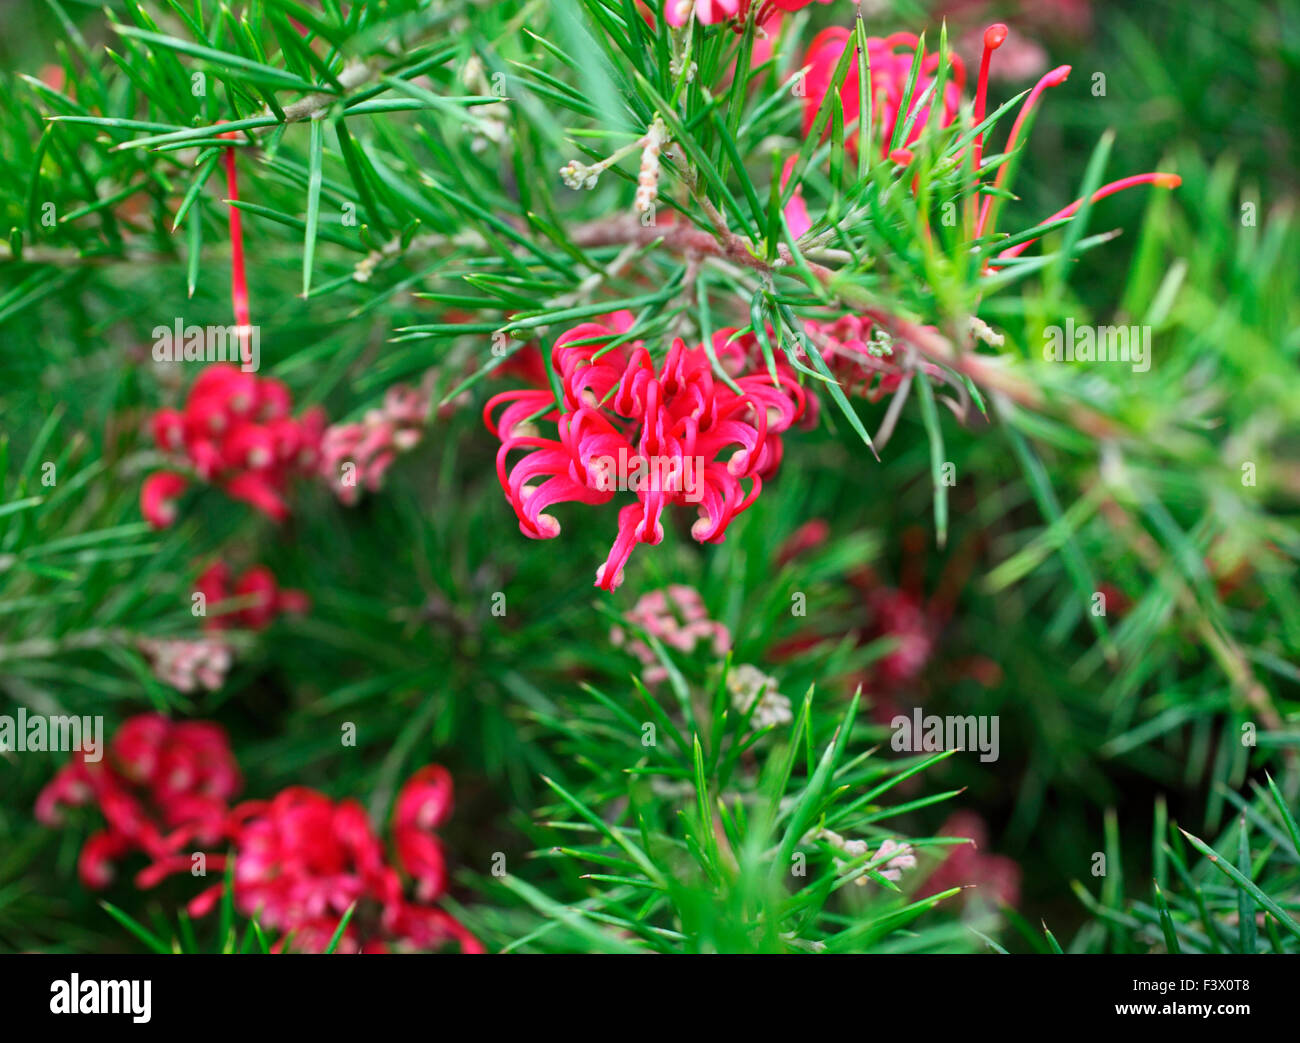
919, 811, 1021, 908
194, 561, 309, 632
142, 365, 325, 526
484, 314, 807, 590
35, 714, 242, 890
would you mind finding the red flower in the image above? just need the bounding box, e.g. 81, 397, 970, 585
803, 313, 944, 403
664, 0, 833, 27
864, 586, 936, 688
801, 29, 966, 162
142, 364, 325, 526
781, 157, 811, 240
393, 765, 454, 834
39, 719, 477, 952
919, 811, 1021, 908
192, 767, 479, 953
140, 471, 189, 529
485, 316, 807, 590
35, 714, 242, 891
195, 561, 309, 632
797, 21, 1178, 263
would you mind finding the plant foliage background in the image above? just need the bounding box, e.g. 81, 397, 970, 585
1, 0, 1298, 954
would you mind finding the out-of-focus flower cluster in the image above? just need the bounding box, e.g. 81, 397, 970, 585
37, 715, 480, 954
137, 637, 233, 693
194, 561, 309, 632
319, 379, 434, 505
136, 561, 306, 694
190, 765, 480, 954
142, 365, 325, 527
36, 714, 241, 890
610, 585, 732, 684
921, 811, 1021, 908
803, 314, 943, 403
726, 663, 793, 728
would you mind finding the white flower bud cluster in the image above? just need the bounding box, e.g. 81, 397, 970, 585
669, 55, 697, 83
560, 160, 600, 191
805, 827, 918, 885
727, 663, 792, 729
635, 118, 668, 216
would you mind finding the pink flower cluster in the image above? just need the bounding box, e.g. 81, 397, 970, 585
37, 715, 480, 953
484, 314, 808, 590
35, 714, 241, 890
610, 585, 732, 684
137, 637, 233, 693
319, 381, 432, 505
142, 365, 325, 528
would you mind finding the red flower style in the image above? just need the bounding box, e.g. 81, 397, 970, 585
35, 714, 242, 890
141, 364, 325, 527
798, 21, 1179, 255
194, 561, 310, 632
187, 767, 480, 954
484, 314, 808, 590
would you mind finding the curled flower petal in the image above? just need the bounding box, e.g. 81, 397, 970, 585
140, 471, 189, 529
